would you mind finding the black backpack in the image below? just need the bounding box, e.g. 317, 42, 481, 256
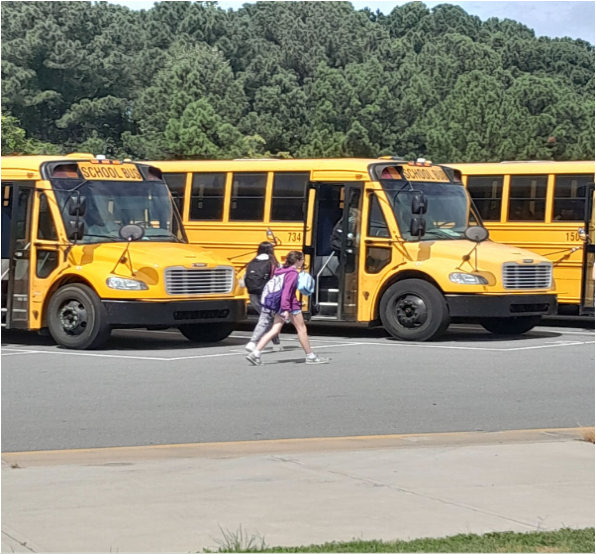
330, 218, 344, 252
245, 258, 273, 295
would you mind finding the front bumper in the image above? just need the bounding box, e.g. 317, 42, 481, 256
446, 294, 557, 318
102, 299, 246, 327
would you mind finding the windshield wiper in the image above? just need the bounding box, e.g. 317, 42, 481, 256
145, 233, 182, 242
424, 229, 461, 239
83, 234, 121, 242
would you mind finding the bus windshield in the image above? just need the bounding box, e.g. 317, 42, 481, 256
52, 179, 187, 244
381, 181, 479, 241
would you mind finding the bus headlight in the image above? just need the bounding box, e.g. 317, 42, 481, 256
107, 277, 149, 290
449, 273, 488, 285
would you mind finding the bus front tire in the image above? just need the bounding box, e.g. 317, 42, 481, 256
380, 279, 450, 341
47, 284, 111, 350
480, 316, 541, 335
178, 323, 235, 343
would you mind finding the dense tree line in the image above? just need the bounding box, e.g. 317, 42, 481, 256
1, 1, 594, 161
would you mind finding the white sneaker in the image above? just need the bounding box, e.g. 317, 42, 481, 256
245, 342, 256, 353
305, 355, 330, 365
272, 344, 284, 352
246, 352, 263, 366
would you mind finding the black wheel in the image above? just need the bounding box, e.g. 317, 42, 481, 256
380, 279, 450, 341
480, 316, 541, 335
178, 323, 235, 343
47, 284, 111, 349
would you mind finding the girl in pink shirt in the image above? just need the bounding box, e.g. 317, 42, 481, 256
246, 251, 329, 366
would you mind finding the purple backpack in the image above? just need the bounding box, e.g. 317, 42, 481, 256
260, 273, 286, 312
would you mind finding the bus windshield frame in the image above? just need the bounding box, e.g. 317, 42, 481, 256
380, 179, 481, 241
50, 177, 188, 245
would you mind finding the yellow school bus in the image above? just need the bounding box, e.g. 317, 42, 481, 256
1, 155, 246, 349
447, 161, 595, 316
150, 157, 557, 341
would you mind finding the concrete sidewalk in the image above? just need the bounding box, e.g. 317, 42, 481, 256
2, 429, 594, 553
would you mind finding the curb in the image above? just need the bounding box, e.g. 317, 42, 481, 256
2, 427, 593, 467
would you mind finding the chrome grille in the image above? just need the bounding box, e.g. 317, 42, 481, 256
165, 266, 234, 295
502, 262, 552, 290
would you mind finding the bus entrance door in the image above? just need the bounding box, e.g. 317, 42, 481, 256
4, 182, 34, 329
307, 183, 363, 322
580, 183, 595, 316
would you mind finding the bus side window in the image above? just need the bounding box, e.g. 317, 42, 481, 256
508, 175, 547, 222
365, 194, 391, 274
230, 173, 267, 222
270, 172, 309, 221
37, 193, 58, 241
2, 182, 12, 262
552, 174, 592, 222
367, 194, 390, 238
190, 173, 226, 221
467, 176, 503, 221
162, 173, 187, 214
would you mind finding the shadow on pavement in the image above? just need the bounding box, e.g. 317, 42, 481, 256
3, 319, 588, 351
1, 329, 246, 352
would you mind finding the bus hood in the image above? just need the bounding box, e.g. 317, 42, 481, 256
69, 242, 233, 277
404, 239, 549, 270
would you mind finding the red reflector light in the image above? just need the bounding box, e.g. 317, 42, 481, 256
408, 161, 414, 166
146, 166, 163, 181
51, 164, 79, 178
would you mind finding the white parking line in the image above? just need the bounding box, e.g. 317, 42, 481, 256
506, 341, 594, 351
1, 350, 42, 357
0, 341, 366, 362
2, 331, 592, 361
356, 340, 595, 352
1, 349, 174, 361
453, 325, 594, 337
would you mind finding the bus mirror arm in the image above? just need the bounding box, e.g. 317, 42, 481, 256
458, 244, 479, 272
110, 224, 145, 275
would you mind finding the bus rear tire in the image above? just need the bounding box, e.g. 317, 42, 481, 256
47, 284, 111, 350
480, 316, 541, 335
178, 323, 235, 343
380, 279, 450, 341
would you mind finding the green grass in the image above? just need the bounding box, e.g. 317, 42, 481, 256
206, 527, 595, 553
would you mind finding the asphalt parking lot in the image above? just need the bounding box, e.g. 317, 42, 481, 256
2, 322, 594, 452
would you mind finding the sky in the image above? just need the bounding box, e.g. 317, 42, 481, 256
109, 1, 595, 43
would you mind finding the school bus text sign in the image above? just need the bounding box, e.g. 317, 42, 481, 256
78, 163, 143, 181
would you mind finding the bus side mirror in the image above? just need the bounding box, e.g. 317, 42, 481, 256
411, 193, 428, 215
464, 225, 489, 243
119, 224, 145, 242
66, 220, 85, 241
410, 217, 426, 238
67, 195, 87, 217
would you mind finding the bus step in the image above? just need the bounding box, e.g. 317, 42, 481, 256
312, 315, 338, 320
317, 302, 339, 306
